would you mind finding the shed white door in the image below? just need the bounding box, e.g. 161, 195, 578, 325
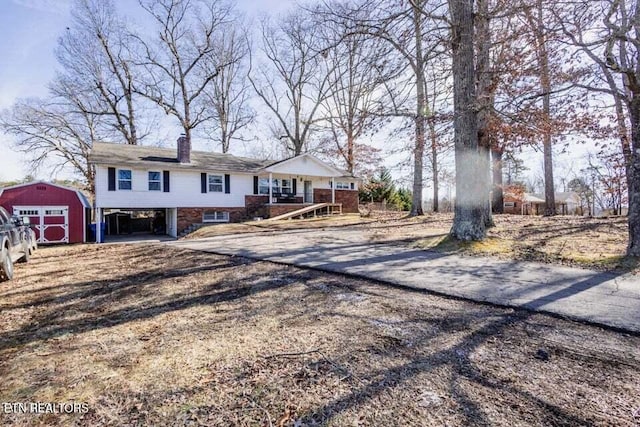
14, 206, 69, 244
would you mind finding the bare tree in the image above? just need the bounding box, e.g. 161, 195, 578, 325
57, 0, 145, 145
335, 0, 450, 216
599, 0, 640, 255
249, 11, 331, 156
1, 92, 99, 192
556, 1, 633, 207
522, 0, 557, 216
314, 5, 390, 175
202, 22, 254, 153
134, 0, 235, 144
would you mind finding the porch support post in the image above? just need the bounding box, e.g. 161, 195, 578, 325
269, 173, 273, 205
95, 207, 102, 243
331, 177, 335, 204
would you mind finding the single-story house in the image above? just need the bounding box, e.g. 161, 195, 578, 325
0, 181, 92, 244
503, 191, 582, 215
90, 137, 359, 240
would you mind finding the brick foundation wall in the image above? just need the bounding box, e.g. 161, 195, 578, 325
245, 195, 269, 218
266, 204, 308, 218
177, 207, 245, 234
313, 189, 359, 213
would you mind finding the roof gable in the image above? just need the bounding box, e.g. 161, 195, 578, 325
263, 154, 348, 177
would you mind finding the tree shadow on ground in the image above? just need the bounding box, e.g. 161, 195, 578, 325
0, 257, 299, 353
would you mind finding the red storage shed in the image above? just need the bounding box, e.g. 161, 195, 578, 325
0, 181, 91, 244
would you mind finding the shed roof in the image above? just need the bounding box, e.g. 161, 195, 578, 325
0, 181, 92, 208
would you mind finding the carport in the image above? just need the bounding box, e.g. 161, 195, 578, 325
96, 208, 177, 242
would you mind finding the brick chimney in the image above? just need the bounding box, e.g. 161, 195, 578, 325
177, 134, 191, 163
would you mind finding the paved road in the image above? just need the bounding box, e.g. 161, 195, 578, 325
169, 227, 640, 332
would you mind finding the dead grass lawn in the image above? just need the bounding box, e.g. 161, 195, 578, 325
1, 244, 639, 426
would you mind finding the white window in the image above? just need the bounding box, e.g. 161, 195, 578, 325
336, 181, 350, 189
148, 171, 161, 191
203, 210, 229, 222
281, 179, 292, 194
208, 175, 223, 192
118, 169, 132, 190
258, 178, 284, 194
259, 178, 270, 195
504, 202, 516, 208
19, 209, 38, 216
45, 209, 64, 215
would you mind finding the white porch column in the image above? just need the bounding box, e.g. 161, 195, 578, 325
95, 207, 102, 243
269, 173, 273, 205
331, 177, 335, 203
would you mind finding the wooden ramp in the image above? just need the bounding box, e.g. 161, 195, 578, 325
267, 203, 342, 221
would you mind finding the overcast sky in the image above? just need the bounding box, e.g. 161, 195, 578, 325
0, 0, 296, 182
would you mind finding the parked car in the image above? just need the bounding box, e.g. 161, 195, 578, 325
13, 215, 37, 256
0, 206, 31, 281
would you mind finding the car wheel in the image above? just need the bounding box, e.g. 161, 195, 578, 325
0, 250, 14, 281
18, 244, 30, 263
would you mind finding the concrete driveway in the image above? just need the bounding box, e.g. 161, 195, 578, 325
169, 226, 640, 332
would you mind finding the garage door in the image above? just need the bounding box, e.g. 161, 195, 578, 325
13, 206, 69, 244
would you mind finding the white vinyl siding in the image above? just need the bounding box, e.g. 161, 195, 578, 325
95, 167, 252, 209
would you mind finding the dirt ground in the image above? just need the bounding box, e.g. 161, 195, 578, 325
1, 244, 639, 426
190, 213, 636, 272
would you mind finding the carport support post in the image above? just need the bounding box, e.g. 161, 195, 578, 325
269, 173, 273, 205
331, 177, 335, 204
95, 208, 102, 243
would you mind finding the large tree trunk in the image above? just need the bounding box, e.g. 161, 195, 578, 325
410, 1, 425, 217
534, 0, 556, 216
429, 117, 439, 212
492, 147, 504, 214
475, 0, 493, 227
628, 96, 640, 256
449, 0, 485, 240
347, 131, 355, 175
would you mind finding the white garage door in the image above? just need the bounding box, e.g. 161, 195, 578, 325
14, 206, 69, 244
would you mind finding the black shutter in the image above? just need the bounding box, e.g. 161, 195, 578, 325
253, 176, 259, 194
163, 171, 170, 192
108, 167, 116, 191
201, 173, 207, 193
224, 174, 230, 194
292, 178, 297, 195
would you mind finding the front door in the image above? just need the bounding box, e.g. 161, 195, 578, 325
303, 181, 313, 203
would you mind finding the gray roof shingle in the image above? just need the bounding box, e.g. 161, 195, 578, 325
90, 142, 272, 173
